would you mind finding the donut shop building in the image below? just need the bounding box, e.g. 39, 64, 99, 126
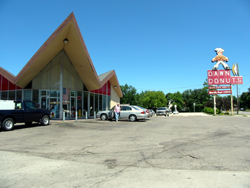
0, 13, 122, 119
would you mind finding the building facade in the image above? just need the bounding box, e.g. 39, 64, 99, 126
0, 13, 122, 119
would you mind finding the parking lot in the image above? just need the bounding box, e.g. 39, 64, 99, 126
0, 115, 250, 188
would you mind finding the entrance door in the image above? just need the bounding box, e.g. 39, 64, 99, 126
70, 91, 77, 119
50, 98, 59, 118
41, 96, 49, 110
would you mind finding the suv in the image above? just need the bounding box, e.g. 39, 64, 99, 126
156, 107, 171, 117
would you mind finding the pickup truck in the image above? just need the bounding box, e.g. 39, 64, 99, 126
0, 100, 51, 131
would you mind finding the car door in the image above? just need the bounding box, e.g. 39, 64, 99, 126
119, 106, 126, 119
120, 106, 132, 119
24, 101, 42, 122
12, 101, 25, 123
108, 107, 115, 119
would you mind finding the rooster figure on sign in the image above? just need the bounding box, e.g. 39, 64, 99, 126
211, 48, 230, 70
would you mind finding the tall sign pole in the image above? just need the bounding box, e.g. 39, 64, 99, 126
214, 95, 216, 115
231, 84, 233, 115
237, 84, 239, 114
207, 48, 243, 115
232, 63, 241, 115
207, 49, 243, 115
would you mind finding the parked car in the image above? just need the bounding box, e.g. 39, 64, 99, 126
131, 106, 151, 118
148, 109, 156, 117
156, 107, 171, 117
96, 104, 148, 122
0, 100, 51, 131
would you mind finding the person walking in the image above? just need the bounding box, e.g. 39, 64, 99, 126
114, 103, 120, 122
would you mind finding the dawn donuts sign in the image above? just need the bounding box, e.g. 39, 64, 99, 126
207, 48, 243, 95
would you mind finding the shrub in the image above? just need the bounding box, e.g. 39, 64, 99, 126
204, 107, 219, 114
204, 107, 213, 114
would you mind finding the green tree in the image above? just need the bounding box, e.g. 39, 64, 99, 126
182, 89, 192, 111
240, 88, 250, 109
120, 84, 140, 105
141, 91, 168, 109
182, 81, 210, 112
166, 92, 184, 111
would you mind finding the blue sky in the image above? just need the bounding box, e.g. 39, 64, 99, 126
1, 0, 250, 96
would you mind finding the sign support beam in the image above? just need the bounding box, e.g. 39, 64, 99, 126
231, 84, 233, 115
214, 95, 216, 116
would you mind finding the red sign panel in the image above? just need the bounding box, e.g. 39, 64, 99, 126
207, 70, 243, 85
207, 70, 231, 85
230, 76, 243, 85
208, 86, 231, 89
208, 90, 232, 95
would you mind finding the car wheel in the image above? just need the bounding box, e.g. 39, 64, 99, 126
100, 114, 107, 121
41, 115, 50, 125
129, 115, 136, 122
2, 118, 14, 131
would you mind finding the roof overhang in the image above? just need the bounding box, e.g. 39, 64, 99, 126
1, 12, 122, 97
15, 12, 101, 91
99, 70, 123, 97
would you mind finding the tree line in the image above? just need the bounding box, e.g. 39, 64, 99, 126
120, 82, 250, 112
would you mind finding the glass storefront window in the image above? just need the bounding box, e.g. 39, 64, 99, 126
95, 94, 98, 113
102, 95, 106, 111
71, 91, 75, 97
50, 98, 59, 118
51, 90, 58, 97
108, 96, 111, 110
9, 91, 15, 100
33, 90, 39, 104
24, 90, 32, 100
41, 90, 46, 96
16, 90, 22, 100
1, 91, 7, 100
90, 93, 94, 116
77, 91, 82, 118
84, 91, 88, 116
99, 95, 102, 111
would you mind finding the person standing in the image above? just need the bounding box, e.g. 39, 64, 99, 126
114, 103, 120, 122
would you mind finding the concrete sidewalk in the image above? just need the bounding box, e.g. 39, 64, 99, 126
171, 112, 211, 117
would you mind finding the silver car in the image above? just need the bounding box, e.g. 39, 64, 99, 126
96, 105, 148, 122
156, 107, 171, 117
148, 109, 156, 117
131, 106, 151, 118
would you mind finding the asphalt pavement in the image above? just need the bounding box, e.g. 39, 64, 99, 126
0, 114, 250, 188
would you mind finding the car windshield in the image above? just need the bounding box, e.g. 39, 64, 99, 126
158, 107, 167, 110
